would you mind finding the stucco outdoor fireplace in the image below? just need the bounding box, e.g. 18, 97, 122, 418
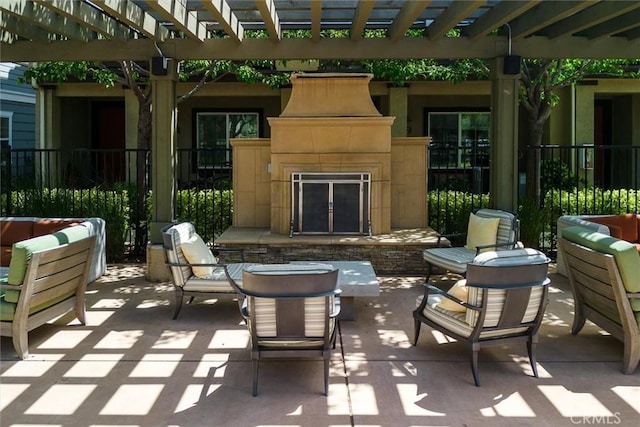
230, 73, 430, 237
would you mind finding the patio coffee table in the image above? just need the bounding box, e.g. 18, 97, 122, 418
291, 261, 380, 320
225, 261, 379, 320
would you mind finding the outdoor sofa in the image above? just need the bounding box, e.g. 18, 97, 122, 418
556, 214, 640, 276
0, 217, 106, 283
558, 225, 640, 374
0, 226, 96, 359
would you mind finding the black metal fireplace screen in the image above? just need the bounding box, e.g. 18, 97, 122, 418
291, 172, 371, 235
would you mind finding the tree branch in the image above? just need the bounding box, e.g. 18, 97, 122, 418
177, 65, 229, 104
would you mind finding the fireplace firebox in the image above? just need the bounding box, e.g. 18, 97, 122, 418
291, 172, 371, 235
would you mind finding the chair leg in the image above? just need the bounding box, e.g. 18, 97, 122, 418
412, 317, 421, 346
527, 337, 539, 378
471, 343, 480, 386
622, 336, 640, 375
75, 295, 87, 325
172, 288, 185, 320
570, 308, 586, 335
252, 358, 259, 397
424, 263, 433, 285
324, 355, 330, 396
12, 323, 29, 360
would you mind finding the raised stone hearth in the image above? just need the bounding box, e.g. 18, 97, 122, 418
216, 227, 441, 275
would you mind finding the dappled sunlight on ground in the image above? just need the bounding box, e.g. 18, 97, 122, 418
1, 265, 639, 426
95, 264, 146, 282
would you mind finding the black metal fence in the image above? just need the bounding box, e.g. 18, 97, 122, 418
1, 145, 638, 259
174, 148, 234, 244
0, 147, 237, 258
427, 143, 640, 255
1, 148, 151, 258
533, 144, 640, 214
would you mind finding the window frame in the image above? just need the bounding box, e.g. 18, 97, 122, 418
193, 109, 262, 171
0, 111, 13, 148
425, 109, 490, 170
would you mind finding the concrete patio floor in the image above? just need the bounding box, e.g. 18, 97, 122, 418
1, 264, 639, 426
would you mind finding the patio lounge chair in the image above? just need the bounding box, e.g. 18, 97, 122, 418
161, 222, 246, 319
413, 248, 551, 386
422, 208, 519, 283
226, 263, 341, 396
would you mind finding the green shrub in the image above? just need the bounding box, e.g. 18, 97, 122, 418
175, 189, 233, 242
428, 190, 489, 237
540, 158, 585, 195
518, 197, 550, 249
544, 187, 639, 221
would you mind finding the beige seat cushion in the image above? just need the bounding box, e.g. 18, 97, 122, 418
464, 213, 500, 252
180, 234, 217, 278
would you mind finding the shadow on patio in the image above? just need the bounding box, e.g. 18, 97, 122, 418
1, 264, 638, 426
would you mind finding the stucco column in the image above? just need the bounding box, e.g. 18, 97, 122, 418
575, 85, 596, 146
389, 86, 408, 137
35, 87, 60, 149
149, 62, 178, 244
124, 90, 139, 184
124, 90, 139, 150
489, 57, 520, 212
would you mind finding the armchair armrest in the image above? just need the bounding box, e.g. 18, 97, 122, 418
421, 283, 479, 311
165, 261, 230, 268
0, 283, 23, 291
474, 241, 518, 255
437, 232, 466, 247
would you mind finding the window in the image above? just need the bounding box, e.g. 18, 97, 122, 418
0, 113, 12, 148
427, 112, 490, 169
196, 112, 259, 169
0, 113, 12, 185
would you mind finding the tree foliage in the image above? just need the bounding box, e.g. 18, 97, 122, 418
519, 58, 638, 200
520, 58, 638, 143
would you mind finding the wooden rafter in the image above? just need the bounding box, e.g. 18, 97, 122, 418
311, 0, 322, 41
201, 0, 244, 42
255, 0, 280, 42
462, 0, 540, 40
92, 0, 169, 42
509, 1, 593, 41
0, 11, 50, 42
351, 0, 375, 40
388, 0, 430, 42
145, 0, 206, 41
33, 0, 131, 41
0, 0, 93, 41
426, 0, 484, 40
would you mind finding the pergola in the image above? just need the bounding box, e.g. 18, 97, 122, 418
1, 1, 639, 61
1, 0, 639, 240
